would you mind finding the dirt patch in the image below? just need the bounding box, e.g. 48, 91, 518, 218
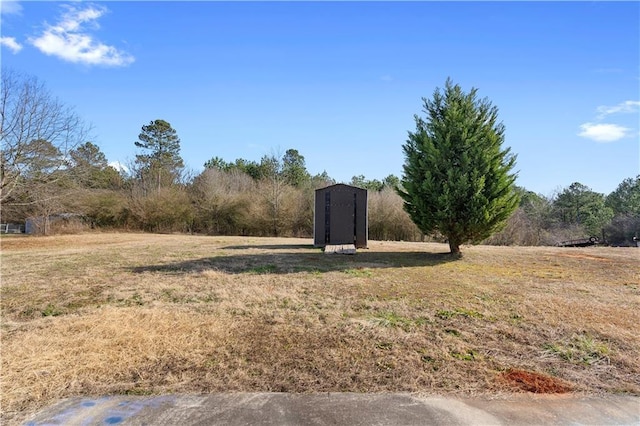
499, 369, 573, 394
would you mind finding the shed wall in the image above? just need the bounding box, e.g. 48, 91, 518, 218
314, 184, 368, 248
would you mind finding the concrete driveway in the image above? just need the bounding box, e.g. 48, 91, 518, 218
23, 393, 640, 425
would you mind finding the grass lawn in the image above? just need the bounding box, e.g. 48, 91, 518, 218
1, 233, 639, 424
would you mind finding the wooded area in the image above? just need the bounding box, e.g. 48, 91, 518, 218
2, 69, 638, 246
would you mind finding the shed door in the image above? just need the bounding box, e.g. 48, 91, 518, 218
329, 189, 356, 245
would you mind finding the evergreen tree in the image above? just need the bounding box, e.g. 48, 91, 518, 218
203, 156, 229, 171
134, 119, 184, 192
350, 175, 384, 191
606, 176, 640, 216
282, 149, 310, 187
604, 176, 640, 245
382, 174, 401, 190
553, 182, 613, 237
399, 79, 519, 254
311, 171, 335, 188
69, 142, 121, 189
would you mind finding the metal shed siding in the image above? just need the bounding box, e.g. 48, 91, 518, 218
314, 184, 368, 248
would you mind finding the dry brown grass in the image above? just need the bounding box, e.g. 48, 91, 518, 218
1, 233, 639, 424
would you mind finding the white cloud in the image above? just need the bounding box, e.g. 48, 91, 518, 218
109, 161, 129, 174
0, 36, 22, 53
596, 100, 640, 119
29, 4, 134, 67
0, 0, 22, 16
578, 123, 630, 143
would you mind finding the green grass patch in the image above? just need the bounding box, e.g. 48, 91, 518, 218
436, 308, 483, 320
129, 293, 144, 306
371, 311, 428, 331
451, 349, 479, 361
375, 341, 393, 350
292, 266, 324, 275
544, 333, 611, 365
344, 268, 373, 277
247, 264, 279, 274
41, 304, 63, 317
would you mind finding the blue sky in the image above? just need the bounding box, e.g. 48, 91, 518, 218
1, 1, 638, 196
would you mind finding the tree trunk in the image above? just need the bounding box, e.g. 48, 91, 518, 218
448, 240, 462, 256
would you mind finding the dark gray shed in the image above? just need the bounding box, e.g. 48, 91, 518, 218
314, 184, 368, 248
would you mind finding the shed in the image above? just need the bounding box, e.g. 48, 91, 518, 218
25, 213, 87, 234
314, 184, 368, 249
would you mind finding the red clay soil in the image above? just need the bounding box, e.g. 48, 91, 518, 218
499, 369, 573, 394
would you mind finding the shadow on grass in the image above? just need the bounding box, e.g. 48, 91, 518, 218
223, 244, 316, 250
128, 248, 457, 275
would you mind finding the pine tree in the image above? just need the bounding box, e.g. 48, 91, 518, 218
134, 119, 184, 192
399, 79, 519, 255
69, 142, 121, 189
281, 149, 310, 187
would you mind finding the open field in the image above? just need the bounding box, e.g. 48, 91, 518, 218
1, 233, 639, 424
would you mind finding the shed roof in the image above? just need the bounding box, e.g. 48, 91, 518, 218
315, 183, 366, 192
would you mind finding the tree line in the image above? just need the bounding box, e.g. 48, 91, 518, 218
2, 68, 638, 246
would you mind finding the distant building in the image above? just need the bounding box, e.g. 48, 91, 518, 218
0, 223, 25, 234
25, 213, 88, 235
314, 184, 368, 249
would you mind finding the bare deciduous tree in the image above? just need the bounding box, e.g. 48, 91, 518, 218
1, 68, 90, 205
369, 187, 422, 241
190, 168, 255, 235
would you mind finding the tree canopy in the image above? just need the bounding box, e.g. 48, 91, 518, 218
606, 176, 640, 216
552, 182, 613, 237
282, 149, 310, 187
399, 79, 519, 254
134, 119, 184, 192
1, 68, 89, 204
5, 69, 637, 244
68, 142, 122, 189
